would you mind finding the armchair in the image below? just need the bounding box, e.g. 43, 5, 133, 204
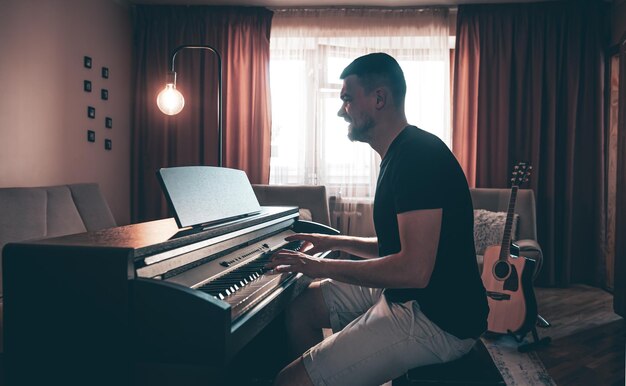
470, 188, 543, 279
251, 184, 331, 226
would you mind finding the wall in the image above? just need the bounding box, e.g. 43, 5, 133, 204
0, 0, 132, 225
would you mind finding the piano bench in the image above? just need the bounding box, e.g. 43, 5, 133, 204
392, 340, 505, 386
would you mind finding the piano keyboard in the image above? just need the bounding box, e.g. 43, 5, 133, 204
195, 240, 306, 320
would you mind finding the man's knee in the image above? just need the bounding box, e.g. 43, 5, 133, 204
286, 281, 331, 330
274, 357, 314, 386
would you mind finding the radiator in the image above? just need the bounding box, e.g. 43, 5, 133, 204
330, 198, 376, 238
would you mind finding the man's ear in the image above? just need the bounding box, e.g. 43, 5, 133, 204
375, 88, 387, 109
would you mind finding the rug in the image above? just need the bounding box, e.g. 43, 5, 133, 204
482, 335, 557, 386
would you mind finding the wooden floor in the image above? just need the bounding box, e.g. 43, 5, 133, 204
534, 284, 625, 386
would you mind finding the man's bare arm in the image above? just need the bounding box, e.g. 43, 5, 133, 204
285, 233, 380, 259
269, 208, 442, 288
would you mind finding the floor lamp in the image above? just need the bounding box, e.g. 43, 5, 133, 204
156, 45, 223, 167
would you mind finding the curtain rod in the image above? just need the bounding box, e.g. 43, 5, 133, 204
269, 6, 457, 12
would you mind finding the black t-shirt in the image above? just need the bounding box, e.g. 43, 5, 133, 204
374, 126, 489, 339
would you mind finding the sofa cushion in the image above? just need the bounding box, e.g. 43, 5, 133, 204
473, 209, 519, 255
0, 188, 47, 250
68, 183, 116, 231
299, 208, 313, 222
46, 186, 87, 238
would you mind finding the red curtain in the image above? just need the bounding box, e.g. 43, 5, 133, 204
132, 6, 273, 223
453, 2, 609, 286
615, 35, 626, 316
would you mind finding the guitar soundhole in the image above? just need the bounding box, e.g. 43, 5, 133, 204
493, 261, 511, 281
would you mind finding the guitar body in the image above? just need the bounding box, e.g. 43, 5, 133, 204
482, 245, 538, 335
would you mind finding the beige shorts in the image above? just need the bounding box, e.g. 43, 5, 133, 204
302, 279, 475, 386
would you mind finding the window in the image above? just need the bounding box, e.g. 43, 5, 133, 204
269, 8, 451, 199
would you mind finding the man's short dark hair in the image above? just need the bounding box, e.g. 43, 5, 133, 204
340, 52, 407, 107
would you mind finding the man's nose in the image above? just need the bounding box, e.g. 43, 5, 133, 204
337, 106, 346, 117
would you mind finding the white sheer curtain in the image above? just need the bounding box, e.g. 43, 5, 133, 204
269, 8, 450, 236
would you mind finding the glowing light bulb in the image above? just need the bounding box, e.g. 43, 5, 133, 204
157, 83, 185, 115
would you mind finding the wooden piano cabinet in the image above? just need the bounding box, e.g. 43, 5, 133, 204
3, 243, 133, 386
2, 210, 336, 386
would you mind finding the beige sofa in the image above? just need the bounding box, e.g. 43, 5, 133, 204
0, 183, 116, 351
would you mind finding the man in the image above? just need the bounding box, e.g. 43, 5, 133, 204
266, 53, 489, 386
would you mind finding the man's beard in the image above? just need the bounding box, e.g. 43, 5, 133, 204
347, 117, 375, 142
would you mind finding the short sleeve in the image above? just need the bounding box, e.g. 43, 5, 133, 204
391, 144, 446, 214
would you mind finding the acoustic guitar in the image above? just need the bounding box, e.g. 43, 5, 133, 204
481, 162, 538, 337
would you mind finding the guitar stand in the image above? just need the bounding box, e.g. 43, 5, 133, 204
507, 326, 551, 353
537, 314, 551, 328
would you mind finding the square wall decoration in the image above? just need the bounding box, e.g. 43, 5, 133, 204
105, 117, 112, 129
87, 106, 95, 119
105, 139, 112, 150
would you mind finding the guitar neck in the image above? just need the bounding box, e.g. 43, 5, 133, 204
498, 186, 519, 261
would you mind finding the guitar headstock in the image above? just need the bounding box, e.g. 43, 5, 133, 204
511, 161, 532, 188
